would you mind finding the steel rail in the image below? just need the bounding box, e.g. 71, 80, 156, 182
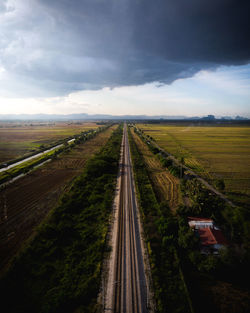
113, 134, 125, 312
111, 124, 147, 313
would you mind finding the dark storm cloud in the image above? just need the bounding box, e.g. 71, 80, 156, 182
132, 0, 250, 63
0, 0, 249, 96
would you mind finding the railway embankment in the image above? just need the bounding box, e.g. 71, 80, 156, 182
104, 124, 151, 312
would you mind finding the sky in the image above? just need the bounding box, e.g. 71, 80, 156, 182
0, 0, 250, 117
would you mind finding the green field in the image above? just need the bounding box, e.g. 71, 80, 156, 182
137, 123, 250, 207
0, 122, 100, 163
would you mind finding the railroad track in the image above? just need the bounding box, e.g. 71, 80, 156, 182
111, 124, 148, 313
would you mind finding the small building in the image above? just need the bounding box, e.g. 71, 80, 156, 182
188, 217, 228, 254
188, 217, 215, 229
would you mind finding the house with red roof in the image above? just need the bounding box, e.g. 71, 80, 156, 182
188, 217, 228, 254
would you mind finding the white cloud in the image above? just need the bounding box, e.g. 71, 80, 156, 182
193, 67, 250, 96
0, 60, 249, 117
0, 79, 227, 116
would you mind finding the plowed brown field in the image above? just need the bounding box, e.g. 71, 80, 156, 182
0, 126, 117, 274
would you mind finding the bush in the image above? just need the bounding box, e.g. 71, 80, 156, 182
160, 157, 172, 168
215, 179, 225, 191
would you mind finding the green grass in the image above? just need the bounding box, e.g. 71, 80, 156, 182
137, 124, 250, 207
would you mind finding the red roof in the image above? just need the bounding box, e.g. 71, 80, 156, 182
198, 228, 217, 245
210, 228, 229, 245
188, 216, 213, 222
197, 228, 228, 246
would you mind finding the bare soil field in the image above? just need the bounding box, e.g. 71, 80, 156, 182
131, 128, 181, 210
137, 123, 250, 208
0, 121, 100, 163
0, 125, 117, 274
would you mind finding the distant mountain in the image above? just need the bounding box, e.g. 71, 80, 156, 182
0, 113, 248, 121
235, 115, 248, 120
0, 113, 188, 120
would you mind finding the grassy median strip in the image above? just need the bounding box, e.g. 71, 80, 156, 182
0, 125, 123, 313
128, 126, 192, 313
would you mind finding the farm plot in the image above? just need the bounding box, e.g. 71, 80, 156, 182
0, 121, 100, 163
0, 125, 117, 274
137, 124, 250, 208
131, 128, 181, 210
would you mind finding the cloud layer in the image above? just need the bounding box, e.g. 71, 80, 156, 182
1, 65, 249, 117
0, 0, 250, 97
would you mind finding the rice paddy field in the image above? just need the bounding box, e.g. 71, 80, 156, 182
137, 123, 250, 208
131, 128, 181, 210
0, 121, 101, 164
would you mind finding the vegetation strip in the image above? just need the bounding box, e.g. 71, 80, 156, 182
128, 126, 192, 313
0, 125, 123, 313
